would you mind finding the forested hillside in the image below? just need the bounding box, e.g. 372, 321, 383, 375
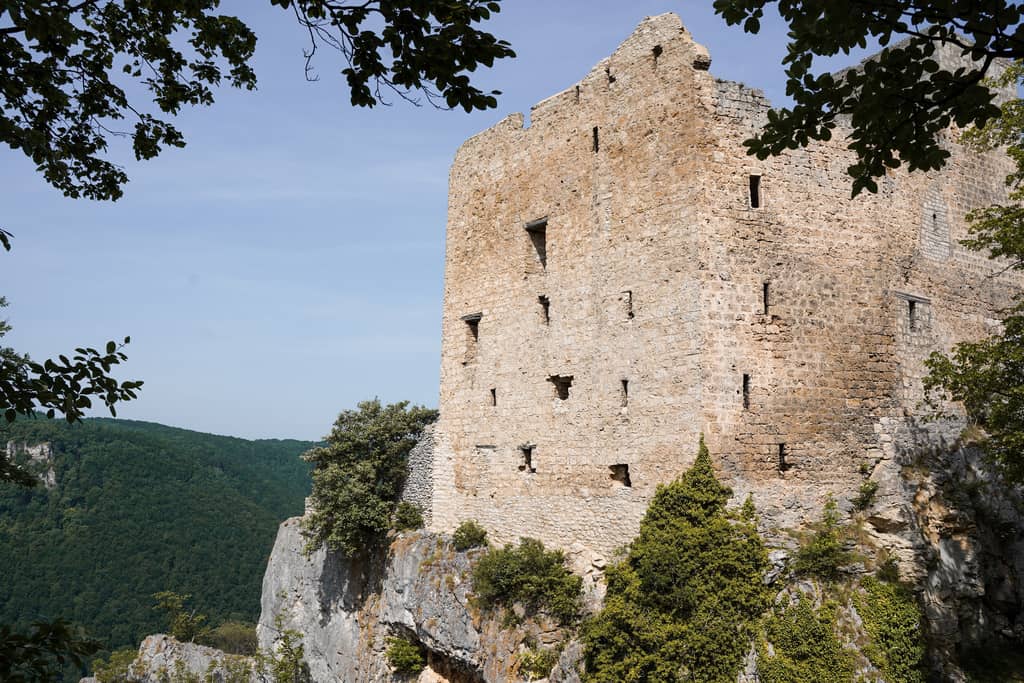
0, 417, 313, 658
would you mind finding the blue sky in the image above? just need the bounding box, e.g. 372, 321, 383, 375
1, 2, 853, 440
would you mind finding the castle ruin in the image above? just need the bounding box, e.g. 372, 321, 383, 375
410, 13, 1022, 558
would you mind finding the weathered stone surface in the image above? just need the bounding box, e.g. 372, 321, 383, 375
257, 519, 572, 683
5, 440, 56, 488
125, 634, 257, 682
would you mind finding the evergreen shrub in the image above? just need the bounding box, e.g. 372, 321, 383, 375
855, 577, 926, 683
791, 497, 850, 580
385, 636, 426, 675
757, 597, 855, 683
452, 520, 488, 551
582, 436, 770, 682
392, 502, 424, 531
471, 537, 582, 625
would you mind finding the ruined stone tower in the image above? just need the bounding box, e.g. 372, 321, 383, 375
413, 13, 1021, 557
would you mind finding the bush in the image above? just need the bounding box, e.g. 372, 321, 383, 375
853, 480, 879, 510
471, 537, 582, 625
757, 597, 855, 683
518, 644, 559, 681
392, 501, 424, 531
153, 591, 209, 642
582, 436, 770, 683
199, 620, 258, 655
452, 520, 488, 551
791, 497, 850, 580
854, 577, 926, 683
385, 636, 426, 676
92, 647, 138, 682
301, 400, 436, 556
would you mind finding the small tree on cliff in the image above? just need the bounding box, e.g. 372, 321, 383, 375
301, 399, 436, 556
583, 436, 770, 682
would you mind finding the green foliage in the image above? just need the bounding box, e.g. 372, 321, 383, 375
854, 577, 926, 683
453, 519, 488, 551
518, 644, 559, 681
259, 625, 311, 683
582, 437, 770, 682
712, 0, 1015, 195
791, 497, 850, 581
302, 399, 436, 556
471, 537, 583, 625
198, 620, 258, 656
92, 648, 137, 683
0, 618, 101, 683
0, 417, 312, 661
0, 297, 141, 434
757, 597, 855, 683
153, 592, 209, 643
853, 480, 879, 511
384, 636, 426, 676
0, 1, 513, 201
392, 501, 424, 531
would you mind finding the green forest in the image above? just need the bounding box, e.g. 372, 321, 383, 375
0, 417, 312, 660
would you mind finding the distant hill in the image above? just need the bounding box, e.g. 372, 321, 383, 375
0, 416, 313, 659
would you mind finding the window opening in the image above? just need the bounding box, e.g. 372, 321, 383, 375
538, 295, 550, 324
519, 445, 536, 473
778, 443, 791, 473
622, 290, 634, 320
610, 464, 631, 487
652, 44, 663, 64
461, 313, 482, 363
620, 379, 629, 407
606, 67, 616, 85
749, 175, 762, 208
490, 388, 497, 406
525, 217, 548, 269
575, 85, 581, 104
592, 126, 599, 153
908, 300, 917, 331
742, 374, 750, 410
549, 375, 573, 400
762, 282, 770, 315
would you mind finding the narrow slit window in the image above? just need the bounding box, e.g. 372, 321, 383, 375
549, 375, 573, 400
742, 374, 750, 410
592, 126, 599, 153
490, 388, 497, 406
749, 175, 762, 208
778, 443, 791, 473
610, 464, 631, 487
652, 44, 663, 64
461, 313, 482, 363
539, 295, 550, 324
762, 282, 770, 315
908, 300, 917, 331
620, 379, 629, 407
622, 290, 634, 320
519, 445, 536, 473
525, 217, 548, 269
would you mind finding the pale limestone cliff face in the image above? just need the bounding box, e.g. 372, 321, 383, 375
257, 518, 579, 683
122, 634, 258, 682
5, 440, 56, 488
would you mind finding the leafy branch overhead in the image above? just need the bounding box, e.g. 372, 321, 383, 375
712, 0, 1024, 195
0, 0, 514, 201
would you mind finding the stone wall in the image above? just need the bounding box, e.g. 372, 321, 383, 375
429, 12, 1023, 556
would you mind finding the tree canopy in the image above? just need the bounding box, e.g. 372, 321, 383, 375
712, 0, 1023, 195
0, 0, 514, 201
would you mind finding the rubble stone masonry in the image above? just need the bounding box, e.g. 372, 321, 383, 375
424, 13, 1022, 557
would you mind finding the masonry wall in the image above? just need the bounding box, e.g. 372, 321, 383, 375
428, 13, 1022, 556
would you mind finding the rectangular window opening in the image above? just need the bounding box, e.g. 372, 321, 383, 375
549, 375, 573, 401
908, 300, 917, 331
762, 282, 770, 316
519, 444, 536, 474
490, 388, 497, 407
525, 217, 548, 269
778, 443, 791, 473
742, 374, 750, 410
592, 126, 600, 153
749, 175, 762, 209
610, 464, 631, 487
623, 290, 635, 320
620, 379, 629, 408
461, 313, 482, 363
539, 295, 550, 324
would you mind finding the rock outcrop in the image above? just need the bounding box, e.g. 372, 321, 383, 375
257, 518, 577, 682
